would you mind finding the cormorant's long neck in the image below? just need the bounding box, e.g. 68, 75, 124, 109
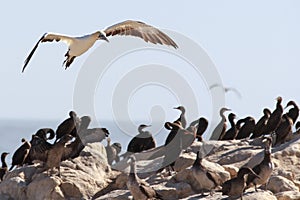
1, 155, 7, 168
221, 112, 226, 122
229, 117, 236, 129
129, 162, 138, 181
262, 149, 271, 163
193, 153, 204, 169
276, 100, 283, 112
180, 110, 185, 118
138, 126, 145, 134
290, 102, 298, 110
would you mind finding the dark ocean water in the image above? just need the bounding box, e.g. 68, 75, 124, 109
0, 119, 170, 165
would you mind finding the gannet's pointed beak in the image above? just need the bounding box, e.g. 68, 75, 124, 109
102, 36, 109, 42
99, 31, 109, 42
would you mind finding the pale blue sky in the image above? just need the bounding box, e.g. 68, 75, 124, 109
1, 0, 300, 125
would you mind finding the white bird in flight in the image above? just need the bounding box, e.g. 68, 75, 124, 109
22, 20, 178, 72
210, 84, 242, 99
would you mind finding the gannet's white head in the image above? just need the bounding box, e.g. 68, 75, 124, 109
98, 30, 109, 42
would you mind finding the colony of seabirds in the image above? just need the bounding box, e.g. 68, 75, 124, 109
1, 97, 299, 199
1, 20, 298, 199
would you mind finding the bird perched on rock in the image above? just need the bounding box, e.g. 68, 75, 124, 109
285, 100, 299, 124
35, 128, 55, 141
251, 108, 271, 139
55, 111, 80, 143
164, 121, 182, 146
22, 20, 178, 72
275, 114, 293, 145
44, 134, 73, 177
211, 107, 231, 140
246, 137, 273, 192
127, 156, 160, 200
222, 167, 260, 199
105, 137, 122, 165
62, 127, 109, 160
26, 128, 55, 164
296, 121, 300, 134
173, 106, 187, 128
264, 96, 283, 135
127, 124, 156, 154
189, 117, 209, 142
235, 116, 255, 139
0, 152, 9, 181
192, 151, 219, 196
221, 113, 238, 140
9, 138, 31, 171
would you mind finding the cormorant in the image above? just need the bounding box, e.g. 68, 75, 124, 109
173, 106, 187, 128
221, 113, 238, 140
192, 151, 219, 196
222, 167, 260, 199
26, 130, 53, 164
264, 96, 283, 135
9, 138, 31, 171
127, 124, 156, 154
159, 122, 195, 174
44, 134, 73, 177
275, 114, 293, 145
55, 111, 80, 143
235, 116, 255, 139
251, 108, 271, 139
127, 156, 160, 200
210, 107, 231, 140
164, 121, 182, 146
0, 152, 9, 181
285, 100, 299, 124
62, 127, 109, 160
189, 117, 209, 142
59, 116, 91, 161
35, 128, 55, 141
296, 121, 300, 134
22, 20, 177, 72
246, 137, 273, 191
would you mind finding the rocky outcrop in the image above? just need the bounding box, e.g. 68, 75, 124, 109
94, 136, 300, 199
2, 135, 300, 199
0, 142, 110, 200
268, 175, 299, 193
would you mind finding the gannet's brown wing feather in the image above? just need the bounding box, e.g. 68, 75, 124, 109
22, 33, 73, 72
104, 20, 178, 48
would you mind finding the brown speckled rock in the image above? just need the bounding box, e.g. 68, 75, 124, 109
276, 191, 300, 200
268, 175, 299, 194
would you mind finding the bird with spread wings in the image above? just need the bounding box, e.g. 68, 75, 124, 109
209, 84, 242, 99
22, 20, 178, 72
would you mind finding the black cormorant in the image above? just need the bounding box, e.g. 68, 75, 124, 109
0, 152, 9, 181
9, 138, 31, 171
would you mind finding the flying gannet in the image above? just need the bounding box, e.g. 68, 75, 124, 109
22, 20, 178, 72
